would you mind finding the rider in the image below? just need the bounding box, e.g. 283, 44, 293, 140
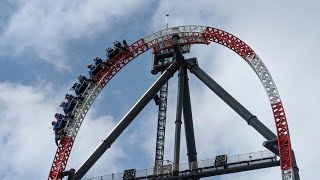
55, 113, 65, 120
94, 57, 103, 65
78, 75, 88, 84
65, 94, 75, 101
86, 64, 95, 71
52, 113, 67, 146
52, 121, 60, 146
70, 83, 81, 95
122, 40, 129, 52
114, 41, 122, 49
60, 93, 77, 115
106, 47, 114, 56
59, 102, 68, 114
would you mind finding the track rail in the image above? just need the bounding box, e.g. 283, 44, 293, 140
48, 25, 293, 180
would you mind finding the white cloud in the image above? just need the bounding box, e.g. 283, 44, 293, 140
0, 81, 129, 179
0, 82, 60, 179
0, 0, 147, 69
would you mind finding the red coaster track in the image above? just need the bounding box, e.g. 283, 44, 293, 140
48, 25, 293, 180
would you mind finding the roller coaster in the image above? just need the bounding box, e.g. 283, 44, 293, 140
48, 25, 300, 180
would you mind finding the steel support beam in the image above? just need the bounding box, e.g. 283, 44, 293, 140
185, 60, 277, 141
171, 35, 184, 173
163, 161, 280, 180
152, 58, 197, 75
74, 63, 180, 179
173, 65, 185, 172
182, 67, 198, 170
263, 139, 279, 155
61, 169, 75, 180
172, 35, 184, 62
291, 150, 300, 180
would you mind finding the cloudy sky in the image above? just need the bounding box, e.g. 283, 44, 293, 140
0, 0, 318, 179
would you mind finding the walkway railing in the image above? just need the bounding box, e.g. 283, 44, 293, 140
82, 150, 277, 180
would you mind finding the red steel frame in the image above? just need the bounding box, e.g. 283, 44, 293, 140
203, 27, 292, 172
49, 137, 73, 179
272, 101, 292, 171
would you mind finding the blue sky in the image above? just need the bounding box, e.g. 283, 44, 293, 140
0, 0, 319, 179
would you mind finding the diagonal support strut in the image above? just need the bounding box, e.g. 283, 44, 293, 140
182, 66, 198, 170
185, 60, 277, 143
74, 62, 180, 179
173, 65, 185, 172
172, 35, 185, 172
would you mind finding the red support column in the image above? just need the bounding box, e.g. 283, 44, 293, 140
271, 101, 292, 171
48, 137, 73, 180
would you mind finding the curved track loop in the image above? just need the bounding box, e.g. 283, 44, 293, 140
48, 25, 293, 180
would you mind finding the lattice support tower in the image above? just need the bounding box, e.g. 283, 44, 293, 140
154, 59, 169, 166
